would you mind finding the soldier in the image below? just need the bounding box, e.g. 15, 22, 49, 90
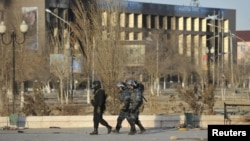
112, 82, 134, 134
126, 79, 146, 135
89, 81, 112, 135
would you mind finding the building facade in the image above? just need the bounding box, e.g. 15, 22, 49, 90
0, 0, 237, 85
99, 0, 236, 84
0, 0, 48, 83
235, 31, 250, 87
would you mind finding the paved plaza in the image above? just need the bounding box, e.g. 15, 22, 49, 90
0, 127, 207, 141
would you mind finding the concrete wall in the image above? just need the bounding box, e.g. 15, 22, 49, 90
1, 114, 249, 129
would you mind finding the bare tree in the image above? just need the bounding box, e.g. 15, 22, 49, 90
70, 0, 127, 114
162, 31, 196, 87
50, 54, 71, 104
177, 84, 215, 115
144, 31, 161, 95
144, 31, 175, 94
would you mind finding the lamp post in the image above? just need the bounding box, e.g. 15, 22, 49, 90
45, 9, 70, 25
65, 41, 77, 101
205, 46, 215, 84
206, 35, 218, 85
207, 23, 234, 100
156, 39, 159, 96
0, 21, 28, 113
210, 47, 215, 84
207, 23, 234, 86
206, 14, 218, 85
146, 32, 160, 96
206, 14, 225, 86
229, 33, 234, 86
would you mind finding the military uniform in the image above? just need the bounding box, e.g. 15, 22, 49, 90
112, 83, 132, 133
126, 80, 146, 135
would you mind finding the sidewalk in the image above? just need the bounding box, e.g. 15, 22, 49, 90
0, 127, 207, 141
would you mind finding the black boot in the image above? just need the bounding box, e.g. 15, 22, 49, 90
128, 129, 136, 135
128, 124, 136, 135
138, 128, 146, 134
112, 124, 121, 134
107, 126, 112, 134
127, 118, 136, 135
89, 128, 98, 135
137, 121, 146, 134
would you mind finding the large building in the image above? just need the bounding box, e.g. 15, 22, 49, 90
236, 31, 250, 62
235, 30, 250, 87
0, 0, 236, 86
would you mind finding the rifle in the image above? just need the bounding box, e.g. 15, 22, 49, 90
143, 95, 148, 102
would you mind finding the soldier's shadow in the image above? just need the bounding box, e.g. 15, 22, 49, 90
141, 127, 176, 134
117, 127, 176, 135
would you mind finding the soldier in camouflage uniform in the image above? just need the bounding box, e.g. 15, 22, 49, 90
112, 82, 133, 134
126, 79, 146, 135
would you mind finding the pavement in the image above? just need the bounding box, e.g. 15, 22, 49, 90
0, 127, 208, 141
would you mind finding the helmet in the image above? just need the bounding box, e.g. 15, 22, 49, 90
116, 82, 127, 89
126, 79, 138, 87
92, 81, 101, 89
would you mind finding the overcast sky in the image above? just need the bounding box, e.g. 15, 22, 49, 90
129, 0, 250, 31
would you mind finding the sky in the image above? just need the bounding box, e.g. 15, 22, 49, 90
130, 0, 250, 31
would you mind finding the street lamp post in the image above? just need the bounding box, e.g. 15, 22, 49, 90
156, 39, 159, 96
229, 32, 234, 86
207, 23, 234, 86
206, 14, 218, 85
207, 23, 235, 100
210, 46, 215, 78
0, 21, 28, 113
45, 9, 70, 25
206, 36, 218, 85
146, 32, 160, 96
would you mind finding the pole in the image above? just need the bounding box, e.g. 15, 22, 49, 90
0, 18, 29, 115
220, 15, 224, 83
146, 32, 160, 96
0, 30, 27, 114
230, 31, 233, 86
11, 32, 15, 113
212, 11, 215, 86
71, 47, 74, 100
92, 37, 95, 82
156, 39, 160, 96
217, 28, 220, 86
221, 23, 225, 100
212, 19, 215, 85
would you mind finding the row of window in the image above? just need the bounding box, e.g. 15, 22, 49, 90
101, 11, 230, 32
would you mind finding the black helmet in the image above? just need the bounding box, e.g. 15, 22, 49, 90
126, 79, 138, 87
92, 81, 101, 89
116, 82, 127, 89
